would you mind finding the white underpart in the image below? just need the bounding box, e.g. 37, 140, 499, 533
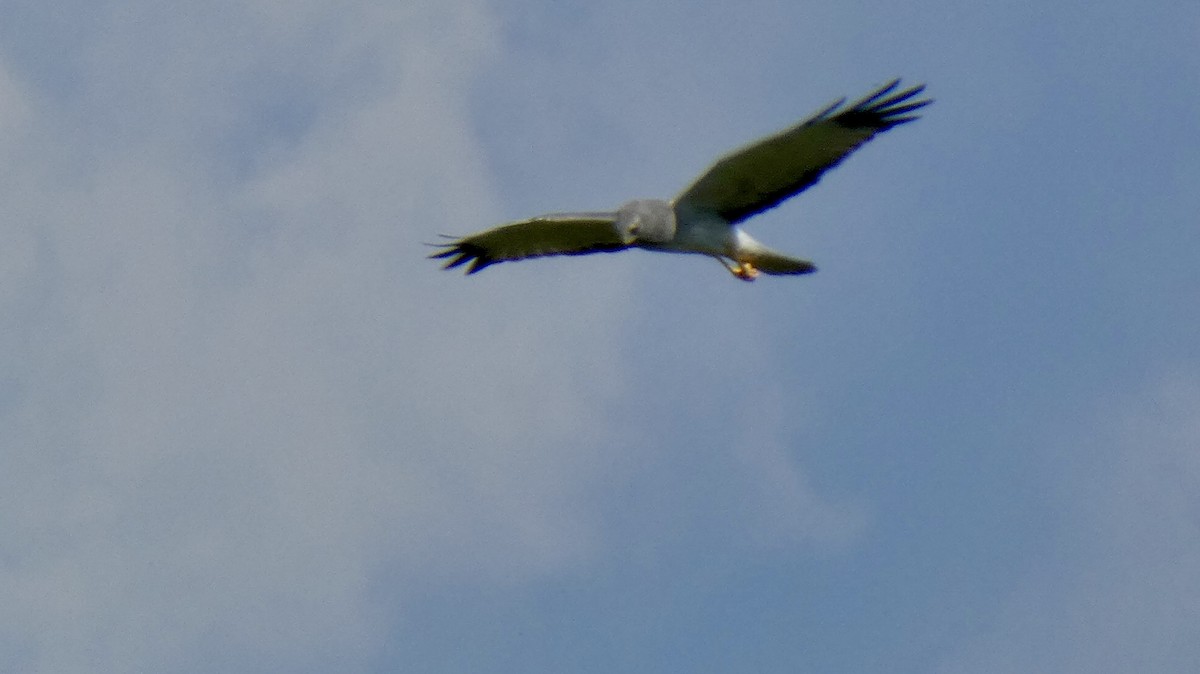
732, 229, 769, 262
665, 203, 738, 258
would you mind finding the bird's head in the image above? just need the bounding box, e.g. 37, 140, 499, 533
615, 199, 676, 246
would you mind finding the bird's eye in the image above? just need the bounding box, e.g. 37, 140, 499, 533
628, 224, 640, 235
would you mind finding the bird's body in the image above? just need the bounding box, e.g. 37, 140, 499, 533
432, 80, 931, 281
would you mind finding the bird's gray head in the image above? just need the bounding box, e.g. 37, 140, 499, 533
615, 199, 676, 246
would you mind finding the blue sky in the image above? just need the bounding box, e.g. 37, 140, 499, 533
2, 0, 1198, 671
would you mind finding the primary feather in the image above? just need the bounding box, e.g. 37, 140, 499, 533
429, 212, 626, 274
673, 80, 929, 224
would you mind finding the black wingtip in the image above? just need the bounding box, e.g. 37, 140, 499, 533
466, 258, 492, 274
812, 96, 848, 121
833, 79, 932, 130
881, 100, 932, 117
851, 79, 902, 109
428, 239, 495, 275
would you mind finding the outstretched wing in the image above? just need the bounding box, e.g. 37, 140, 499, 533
674, 80, 931, 224
429, 212, 627, 274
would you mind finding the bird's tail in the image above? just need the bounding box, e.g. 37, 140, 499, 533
739, 237, 817, 275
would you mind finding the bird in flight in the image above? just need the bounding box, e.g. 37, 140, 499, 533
431, 79, 930, 281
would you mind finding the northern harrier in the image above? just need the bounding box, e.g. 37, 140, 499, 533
431, 79, 930, 281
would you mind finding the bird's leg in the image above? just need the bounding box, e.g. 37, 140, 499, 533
724, 259, 759, 282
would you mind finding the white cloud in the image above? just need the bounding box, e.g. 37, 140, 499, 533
0, 2, 867, 670
0, 2, 626, 670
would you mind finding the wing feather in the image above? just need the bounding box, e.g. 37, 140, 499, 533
429, 212, 626, 274
674, 79, 931, 224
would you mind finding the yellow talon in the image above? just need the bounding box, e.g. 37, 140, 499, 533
715, 257, 759, 281
732, 261, 759, 281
